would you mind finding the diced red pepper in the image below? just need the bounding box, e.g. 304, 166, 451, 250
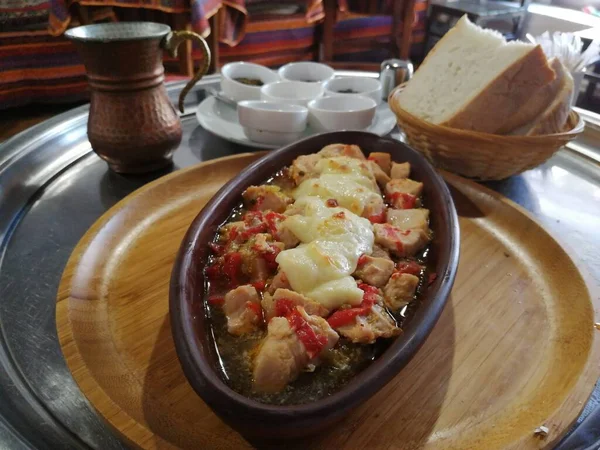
357, 254, 369, 266
261, 244, 281, 271
274, 298, 295, 317
252, 280, 266, 291
328, 284, 379, 328
358, 283, 379, 306
273, 298, 327, 358
327, 308, 365, 328
205, 263, 221, 281
326, 198, 338, 207
209, 242, 225, 255
428, 273, 437, 285
228, 227, 240, 242
389, 192, 416, 209
286, 309, 327, 358
264, 211, 286, 236
368, 210, 386, 224
207, 295, 224, 306
240, 223, 268, 241
223, 252, 243, 285
246, 301, 263, 321
396, 261, 423, 276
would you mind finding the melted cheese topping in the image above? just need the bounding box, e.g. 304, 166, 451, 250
293, 156, 380, 216
276, 196, 374, 310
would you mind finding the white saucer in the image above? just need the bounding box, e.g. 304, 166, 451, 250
195, 96, 398, 149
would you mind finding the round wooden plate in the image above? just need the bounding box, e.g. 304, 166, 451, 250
57, 153, 600, 450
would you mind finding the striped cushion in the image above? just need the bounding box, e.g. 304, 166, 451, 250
217, 24, 317, 67
0, 30, 88, 109
333, 0, 428, 60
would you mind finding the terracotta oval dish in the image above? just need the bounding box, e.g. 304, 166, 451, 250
170, 131, 460, 439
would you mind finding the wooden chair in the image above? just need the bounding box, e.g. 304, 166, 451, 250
320, 0, 421, 71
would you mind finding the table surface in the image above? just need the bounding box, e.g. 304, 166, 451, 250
0, 74, 599, 450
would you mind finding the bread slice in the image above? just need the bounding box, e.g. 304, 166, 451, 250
511, 65, 574, 136
498, 58, 567, 134
393, 15, 555, 134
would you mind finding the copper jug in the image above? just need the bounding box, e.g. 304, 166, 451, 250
66, 22, 210, 173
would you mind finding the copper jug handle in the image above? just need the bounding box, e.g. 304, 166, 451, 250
163, 30, 212, 113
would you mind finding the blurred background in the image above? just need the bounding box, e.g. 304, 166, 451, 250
1, 0, 599, 140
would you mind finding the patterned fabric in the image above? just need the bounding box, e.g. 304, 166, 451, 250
219, 0, 322, 46
0, 30, 88, 108
333, 0, 429, 60
217, 22, 318, 66
48, 0, 321, 46
48, 0, 221, 37
1, 0, 50, 31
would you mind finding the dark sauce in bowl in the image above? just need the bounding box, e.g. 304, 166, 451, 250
337, 89, 360, 94
203, 169, 432, 405
234, 77, 264, 86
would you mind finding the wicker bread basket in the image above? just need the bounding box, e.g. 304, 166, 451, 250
388, 85, 585, 180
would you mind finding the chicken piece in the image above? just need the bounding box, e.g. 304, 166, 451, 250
371, 244, 392, 260
276, 226, 300, 249
289, 154, 322, 185
253, 317, 308, 393
267, 270, 291, 295
318, 143, 366, 160
367, 160, 391, 187
223, 285, 263, 335
385, 178, 423, 209
373, 223, 430, 257
391, 162, 410, 179
383, 273, 419, 311
368, 152, 391, 175
336, 304, 400, 344
363, 196, 386, 223
251, 233, 282, 253
249, 258, 269, 282
262, 288, 329, 320
242, 185, 293, 213
386, 208, 430, 233
354, 255, 395, 288
242, 234, 284, 281
260, 211, 300, 249
253, 306, 338, 392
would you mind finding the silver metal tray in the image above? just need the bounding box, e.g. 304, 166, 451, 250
1, 72, 599, 450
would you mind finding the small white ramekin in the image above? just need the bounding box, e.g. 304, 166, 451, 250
307, 95, 377, 132
277, 62, 335, 84
323, 76, 383, 105
221, 62, 280, 102
260, 81, 324, 107
238, 100, 308, 145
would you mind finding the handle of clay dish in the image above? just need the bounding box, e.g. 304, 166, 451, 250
163, 30, 211, 113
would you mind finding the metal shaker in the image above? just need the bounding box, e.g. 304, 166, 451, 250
379, 59, 414, 101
